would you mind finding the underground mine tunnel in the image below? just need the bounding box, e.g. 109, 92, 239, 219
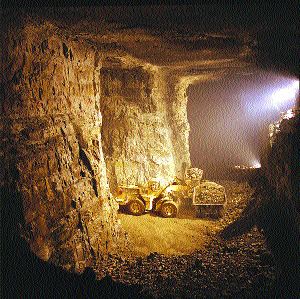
188, 70, 299, 179
1, 4, 299, 298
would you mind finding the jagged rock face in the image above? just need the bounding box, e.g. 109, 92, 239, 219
1, 21, 126, 271
100, 61, 189, 191
1, 18, 191, 271
1, 14, 250, 272
265, 113, 300, 210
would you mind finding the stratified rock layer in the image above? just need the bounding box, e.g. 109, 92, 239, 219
1, 20, 126, 271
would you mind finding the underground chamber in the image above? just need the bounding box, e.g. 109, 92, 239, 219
2, 7, 299, 298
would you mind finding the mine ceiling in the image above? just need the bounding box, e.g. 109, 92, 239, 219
4, 3, 298, 75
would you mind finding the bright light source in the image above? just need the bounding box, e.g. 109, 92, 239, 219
281, 108, 296, 120
251, 161, 261, 169
234, 160, 261, 170
271, 80, 299, 110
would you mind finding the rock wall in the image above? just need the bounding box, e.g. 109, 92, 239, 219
265, 111, 300, 210
1, 12, 213, 274
1, 17, 193, 271
100, 58, 190, 191
165, 75, 199, 175
1, 19, 125, 271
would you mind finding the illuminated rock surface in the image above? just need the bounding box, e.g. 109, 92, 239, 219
1, 14, 250, 270
265, 112, 300, 207
100, 62, 177, 190
1, 6, 299, 298
1, 20, 128, 270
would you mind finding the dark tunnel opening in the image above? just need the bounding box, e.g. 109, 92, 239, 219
187, 69, 298, 180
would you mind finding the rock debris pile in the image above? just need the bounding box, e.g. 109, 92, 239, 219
94, 181, 276, 298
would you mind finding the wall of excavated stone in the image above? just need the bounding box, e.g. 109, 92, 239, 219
164, 74, 204, 175
100, 63, 239, 199
265, 112, 300, 211
1, 19, 125, 271
100, 59, 185, 191
163, 72, 222, 176
1, 16, 194, 271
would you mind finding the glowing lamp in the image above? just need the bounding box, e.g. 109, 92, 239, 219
271, 80, 299, 110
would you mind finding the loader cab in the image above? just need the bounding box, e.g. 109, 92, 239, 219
148, 180, 161, 192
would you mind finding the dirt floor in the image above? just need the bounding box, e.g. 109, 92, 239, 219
119, 213, 216, 256
117, 180, 252, 257
95, 181, 278, 298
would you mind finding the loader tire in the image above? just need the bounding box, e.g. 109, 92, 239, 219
127, 199, 145, 216
160, 201, 178, 218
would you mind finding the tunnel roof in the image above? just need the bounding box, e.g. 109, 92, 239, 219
2, 3, 298, 75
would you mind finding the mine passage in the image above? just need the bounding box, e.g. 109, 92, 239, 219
187, 70, 299, 179
112, 70, 299, 258
2, 4, 299, 298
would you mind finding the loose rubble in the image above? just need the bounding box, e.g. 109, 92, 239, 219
94, 181, 276, 298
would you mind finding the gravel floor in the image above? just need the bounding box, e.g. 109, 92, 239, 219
117, 212, 214, 256
95, 181, 276, 298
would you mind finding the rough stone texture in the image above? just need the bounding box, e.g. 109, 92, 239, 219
100, 61, 239, 191
265, 112, 300, 210
1, 19, 126, 271
164, 71, 228, 176
1, 13, 253, 272
100, 59, 179, 191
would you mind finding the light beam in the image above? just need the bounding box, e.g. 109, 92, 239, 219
270, 80, 299, 110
